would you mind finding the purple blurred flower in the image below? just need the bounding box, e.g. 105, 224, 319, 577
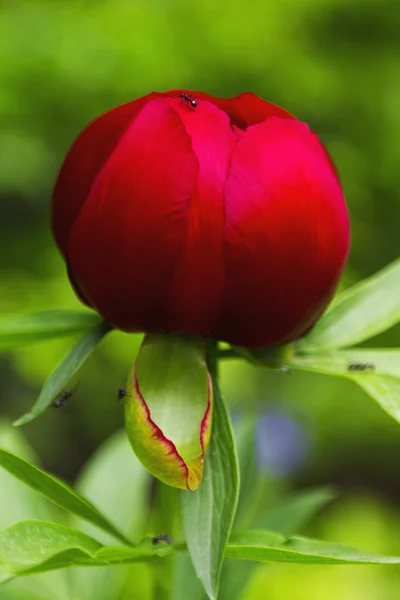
255, 408, 310, 477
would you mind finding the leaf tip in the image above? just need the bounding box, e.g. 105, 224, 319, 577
205, 588, 217, 600
12, 411, 34, 427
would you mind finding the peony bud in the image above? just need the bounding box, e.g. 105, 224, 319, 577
52, 90, 350, 349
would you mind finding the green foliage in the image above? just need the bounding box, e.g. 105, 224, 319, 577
232, 259, 400, 426
0, 428, 153, 599
2, 517, 400, 584
181, 348, 240, 600
72, 431, 150, 544
2, 419, 400, 599
218, 485, 336, 600
69, 431, 151, 600
299, 258, 400, 351
13, 320, 111, 426
0, 310, 100, 351
232, 415, 258, 528
0, 448, 130, 545
226, 531, 400, 564
292, 350, 400, 423
1, 254, 400, 598
0, 520, 171, 582
260, 487, 337, 536
0, 521, 103, 582
287, 259, 400, 424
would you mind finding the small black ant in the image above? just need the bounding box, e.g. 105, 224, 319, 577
52, 388, 74, 409
347, 362, 375, 372
152, 534, 173, 545
179, 92, 197, 109
116, 387, 129, 404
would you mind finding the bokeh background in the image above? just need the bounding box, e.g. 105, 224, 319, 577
1, 0, 400, 598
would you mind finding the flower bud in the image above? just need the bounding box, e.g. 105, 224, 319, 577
52, 90, 350, 349
124, 333, 212, 490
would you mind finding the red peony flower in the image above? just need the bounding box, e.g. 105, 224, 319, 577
52, 90, 350, 348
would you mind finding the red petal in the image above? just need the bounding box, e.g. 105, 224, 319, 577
163, 97, 236, 335
154, 90, 294, 129
225, 92, 296, 127
52, 92, 159, 256
67, 98, 198, 332
162, 90, 250, 130
218, 117, 350, 347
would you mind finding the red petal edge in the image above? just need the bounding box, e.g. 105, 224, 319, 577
200, 373, 212, 455
134, 365, 190, 490
52, 92, 160, 256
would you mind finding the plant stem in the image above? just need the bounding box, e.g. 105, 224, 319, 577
152, 482, 179, 600
216, 348, 240, 360
152, 339, 222, 600
208, 339, 219, 378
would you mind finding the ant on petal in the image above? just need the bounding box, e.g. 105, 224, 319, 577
179, 92, 197, 109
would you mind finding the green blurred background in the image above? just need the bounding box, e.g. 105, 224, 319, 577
1, 0, 400, 598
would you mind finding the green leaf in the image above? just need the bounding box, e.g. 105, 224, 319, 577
233, 415, 257, 527
70, 431, 150, 600
0, 521, 102, 582
260, 487, 337, 536
0, 422, 70, 600
352, 375, 400, 423
13, 320, 111, 426
293, 348, 400, 378
299, 258, 400, 351
0, 422, 55, 528
225, 531, 400, 564
172, 554, 206, 600
181, 348, 240, 600
72, 431, 150, 544
0, 310, 101, 351
3, 522, 400, 582
220, 486, 334, 600
219, 486, 336, 600
151, 483, 179, 600
0, 448, 130, 545
292, 349, 400, 423
0, 521, 173, 581
92, 544, 173, 563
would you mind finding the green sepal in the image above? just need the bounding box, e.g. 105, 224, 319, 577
232, 343, 294, 370
124, 333, 212, 490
